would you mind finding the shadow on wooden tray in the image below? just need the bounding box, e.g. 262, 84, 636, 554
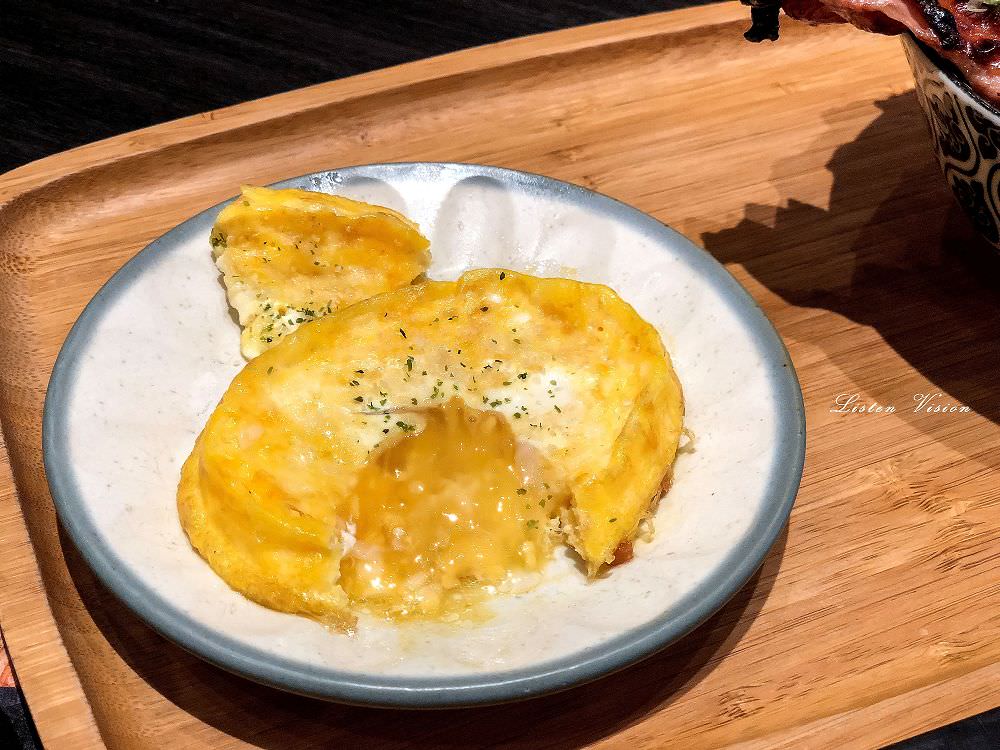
63, 524, 786, 748
703, 91, 1000, 465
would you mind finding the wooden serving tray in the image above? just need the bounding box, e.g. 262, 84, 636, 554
1, 3, 998, 747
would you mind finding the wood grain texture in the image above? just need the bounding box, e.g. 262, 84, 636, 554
1, 3, 999, 748
0, 631, 15, 688
0, 0, 722, 173
0, 433, 102, 747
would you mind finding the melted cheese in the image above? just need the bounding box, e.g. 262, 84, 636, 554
340, 399, 566, 619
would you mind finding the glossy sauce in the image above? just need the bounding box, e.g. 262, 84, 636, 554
339, 399, 566, 620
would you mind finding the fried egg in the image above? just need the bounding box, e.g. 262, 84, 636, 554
178, 270, 684, 627
211, 186, 431, 358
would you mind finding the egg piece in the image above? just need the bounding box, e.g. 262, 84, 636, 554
178, 269, 684, 627
210, 185, 431, 359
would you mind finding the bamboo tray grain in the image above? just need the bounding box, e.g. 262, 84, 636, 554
2, 3, 999, 748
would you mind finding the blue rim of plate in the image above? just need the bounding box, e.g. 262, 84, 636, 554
43, 162, 805, 708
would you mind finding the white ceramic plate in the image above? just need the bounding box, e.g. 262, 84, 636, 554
44, 163, 804, 706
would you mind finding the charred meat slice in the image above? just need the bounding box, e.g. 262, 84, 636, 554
916, 0, 960, 49
742, 0, 1000, 103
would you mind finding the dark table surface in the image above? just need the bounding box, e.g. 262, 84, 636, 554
2, 1, 999, 748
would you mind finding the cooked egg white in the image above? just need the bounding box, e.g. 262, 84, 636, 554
178, 269, 684, 628
211, 185, 431, 358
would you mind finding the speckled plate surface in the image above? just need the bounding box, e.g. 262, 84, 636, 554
43, 163, 804, 707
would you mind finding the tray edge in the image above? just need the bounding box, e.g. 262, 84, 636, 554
0, 3, 744, 204
0, 424, 105, 749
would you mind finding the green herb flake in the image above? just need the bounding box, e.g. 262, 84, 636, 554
399, 328, 407, 339
525, 519, 539, 529
516, 488, 527, 495
518, 372, 528, 380
406, 356, 414, 371
396, 421, 416, 432
353, 396, 364, 403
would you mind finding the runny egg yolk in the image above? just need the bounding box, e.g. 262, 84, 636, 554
339, 399, 567, 620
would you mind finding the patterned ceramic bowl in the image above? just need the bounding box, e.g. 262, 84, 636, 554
904, 35, 1000, 250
